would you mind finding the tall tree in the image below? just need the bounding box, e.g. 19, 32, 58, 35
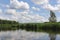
49, 11, 57, 22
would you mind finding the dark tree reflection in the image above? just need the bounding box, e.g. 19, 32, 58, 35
49, 33, 56, 40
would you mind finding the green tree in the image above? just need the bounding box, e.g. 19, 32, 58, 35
49, 11, 57, 22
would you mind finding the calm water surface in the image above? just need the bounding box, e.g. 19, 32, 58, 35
0, 30, 60, 40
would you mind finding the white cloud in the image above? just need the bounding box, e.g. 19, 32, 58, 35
0, 0, 49, 23
10, 0, 30, 10
57, 17, 60, 22
32, 0, 60, 11
5, 9, 17, 15
6, 5, 10, 8
44, 4, 60, 11
0, 3, 10, 8
18, 14, 47, 23
57, 0, 60, 3
56, 5, 60, 11
43, 4, 59, 11
32, 0, 49, 5
32, 7, 40, 11
0, 8, 47, 23
0, 9, 2, 14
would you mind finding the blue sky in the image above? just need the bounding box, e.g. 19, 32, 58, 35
0, 0, 60, 23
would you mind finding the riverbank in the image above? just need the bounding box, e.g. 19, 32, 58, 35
0, 19, 60, 31
0, 22, 60, 31
19, 22, 60, 34
19, 22, 60, 31
0, 19, 19, 30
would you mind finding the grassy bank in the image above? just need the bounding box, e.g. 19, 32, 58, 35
0, 19, 20, 30
19, 22, 60, 31
0, 19, 60, 31
18, 22, 60, 34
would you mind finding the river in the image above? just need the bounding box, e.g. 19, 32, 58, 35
0, 30, 60, 40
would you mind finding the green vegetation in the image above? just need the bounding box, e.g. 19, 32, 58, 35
0, 19, 60, 32
0, 19, 20, 31
19, 22, 60, 34
49, 11, 57, 22
19, 22, 60, 32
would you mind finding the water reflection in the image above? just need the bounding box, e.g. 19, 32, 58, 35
0, 30, 60, 40
49, 33, 56, 40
